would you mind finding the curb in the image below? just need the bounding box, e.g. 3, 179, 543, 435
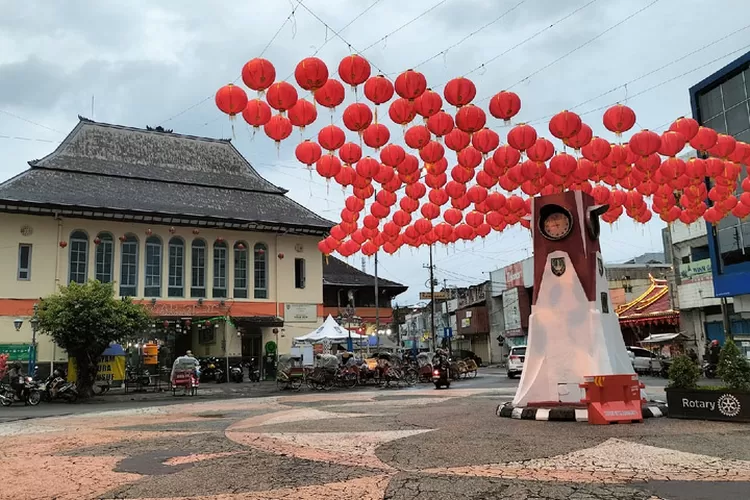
496, 402, 669, 421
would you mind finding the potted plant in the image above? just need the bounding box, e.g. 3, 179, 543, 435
666, 340, 750, 422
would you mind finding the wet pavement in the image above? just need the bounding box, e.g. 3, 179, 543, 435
0, 373, 746, 500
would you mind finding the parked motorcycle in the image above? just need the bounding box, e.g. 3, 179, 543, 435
41, 375, 79, 403
126, 364, 151, 386
229, 363, 244, 383
246, 358, 261, 382
0, 377, 41, 406
199, 357, 226, 383
703, 361, 717, 379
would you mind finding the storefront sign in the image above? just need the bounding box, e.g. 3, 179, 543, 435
505, 261, 524, 288
284, 303, 317, 323
419, 291, 450, 300
679, 258, 712, 282
0, 344, 31, 362
503, 287, 521, 330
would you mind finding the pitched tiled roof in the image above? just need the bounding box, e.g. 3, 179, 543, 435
617, 275, 679, 326
323, 256, 407, 292
0, 118, 333, 234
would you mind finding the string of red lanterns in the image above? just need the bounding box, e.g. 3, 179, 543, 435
215, 56, 750, 259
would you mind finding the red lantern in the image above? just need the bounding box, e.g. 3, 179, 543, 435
602, 104, 636, 135
339, 142, 363, 165
404, 125, 432, 150
397, 154, 420, 175
629, 130, 661, 157
335, 166, 357, 187
420, 141, 445, 164
241, 58, 276, 92
466, 185, 488, 204
355, 157, 381, 179
393, 210, 412, 227
444, 208, 462, 225
471, 128, 500, 155
394, 69, 427, 100
445, 128, 470, 152
266, 82, 298, 113
362, 123, 390, 149
465, 211, 484, 229
658, 130, 686, 157
294, 57, 329, 92
548, 110, 582, 140
426, 173, 448, 189
455, 104, 486, 134
295, 140, 322, 167
400, 196, 419, 213
314, 78, 346, 109
445, 180, 468, 199
455, 223, 475, 240
317, 125, 346, 152
458, 146, 483, 169
728, 142, 750, 164
444, 77, 477, 108
59, 240, 68, 248
526, 138, 555, 162
340, 208, 359, 223
668, 117, 699, 141
564, 123, 592, 150
345, 196, 365, 212
488, 91, 521, 122
451, 165, 474, 183
374, 164, 395, 185
371, 202, 391, 220
264, 115, 292, 143
338, 55, 371, 88
689, 126, 719, 152
191, 229, 200, 235
342, 103, 373, 132
581, 137, 611, 162
215, 84, 248, 116
507, 124, 537, 151
315, 154, 342, 179
476, 170, 497, 189
242, 99, 272, 128
452, 194, 471, 210
414, 89, 442, 118
287, 99, 317, 129
318, 239, 330, 255
414, 218, 433, 235
364, 75, 395, 105
708, 133, 737, 159
363, 214, 380, 230
549, 153, 577, 176
492, 145, 522, 173
428, 187, 449, 205
427, 110, 455, 138
380, 144, 406, 167
421, 203, 441, 220
405, 182, 427, 200
388, 98, 417, 125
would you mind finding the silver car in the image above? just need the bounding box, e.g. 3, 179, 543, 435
507, 345, 526, 379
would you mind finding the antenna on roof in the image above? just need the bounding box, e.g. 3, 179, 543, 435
91, 95, 95, 120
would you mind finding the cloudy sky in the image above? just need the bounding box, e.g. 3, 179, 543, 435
1, 0, 749, 304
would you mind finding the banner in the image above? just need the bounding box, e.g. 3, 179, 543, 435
0, 344, 31, 362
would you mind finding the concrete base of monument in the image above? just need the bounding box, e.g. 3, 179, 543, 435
496, 402, 669, 422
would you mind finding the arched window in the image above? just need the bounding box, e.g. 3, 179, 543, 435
233, 241, 249, 299
254, 243, 268, 299
168, 237, 185, 297
213, 240, 228, 298
144, 236, 162, 297
191, 239, 206, 298
119, 234, 138, 297
68, 230, 89, 284
94, 233, 114, 283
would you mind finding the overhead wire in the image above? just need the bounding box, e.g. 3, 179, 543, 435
360, 0, 453, 53
0, 109, 64, 135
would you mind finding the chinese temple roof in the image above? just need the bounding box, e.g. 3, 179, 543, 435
616, 275, 679, 327
323, 256, 407, 293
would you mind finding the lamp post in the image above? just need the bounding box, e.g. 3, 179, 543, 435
26, 305, 40, 376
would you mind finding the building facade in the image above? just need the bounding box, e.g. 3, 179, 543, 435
0, 118, 333, 374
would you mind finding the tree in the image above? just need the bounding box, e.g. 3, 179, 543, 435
718, 339, 750, 391
668, 354, 701, 389
37, 281, 151, 398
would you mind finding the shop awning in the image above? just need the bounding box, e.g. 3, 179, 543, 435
640, 332, 688, 344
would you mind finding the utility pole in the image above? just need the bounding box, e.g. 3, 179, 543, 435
423, 245, 437, 352
374, 251, 379, 352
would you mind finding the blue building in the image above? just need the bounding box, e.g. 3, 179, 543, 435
690, 50, 750, 350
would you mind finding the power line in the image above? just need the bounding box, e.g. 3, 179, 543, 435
0, 109, 63, 135
360, 0, 452, 53
0, 134, 61, 144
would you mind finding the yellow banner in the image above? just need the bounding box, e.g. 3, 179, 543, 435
68, 355, 126, 385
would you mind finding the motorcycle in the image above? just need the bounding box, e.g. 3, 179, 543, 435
432, 364, 451, 389
199, 357, 226, 383
0, 377, 41, 406
229, 363, 244, 383
703, 361, 717, 379
246, 359, 261, 383
126, 364, 151, 386
41, 376, 79, 403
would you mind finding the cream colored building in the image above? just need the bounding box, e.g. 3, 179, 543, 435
0, 118, 332, 375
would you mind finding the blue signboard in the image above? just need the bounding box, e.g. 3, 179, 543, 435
443, 327, 453, 339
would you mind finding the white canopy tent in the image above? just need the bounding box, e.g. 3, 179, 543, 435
294, 315, 368, 343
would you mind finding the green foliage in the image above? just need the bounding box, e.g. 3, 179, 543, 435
37, 281, 150, 396
718, 339, 750, 392
668, 355, 701, 390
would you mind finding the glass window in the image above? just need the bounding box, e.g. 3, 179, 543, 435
721, 73, 747, 109
254, 243, 268, 299
233, 242, 248, 299
736, 128, 750, 144
742, 223, 750, 258
294, 258, 306, 289
94, 233, 114, 283
168, 237, 184, 297
699, 86, 724, 120
18, 244, 31, 280
144, 236, 162, 297
120, 235, 138, 296
691, 245, 710, 261
717, 226, 745, 267
191, 239, 206, 298
69, 230, 88, 284
704, 114, 727, 134
213, 241, 228, 298
745, 69, 750, 99
725, 102, 750, 136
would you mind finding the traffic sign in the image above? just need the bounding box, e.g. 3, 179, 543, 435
444, 327, 453, 339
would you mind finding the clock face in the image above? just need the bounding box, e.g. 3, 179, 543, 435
541, 210, 573, 241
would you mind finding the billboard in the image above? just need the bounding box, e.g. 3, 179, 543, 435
691, 50, 750, 297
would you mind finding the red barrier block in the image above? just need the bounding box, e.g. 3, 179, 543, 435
580, 374, 643, 425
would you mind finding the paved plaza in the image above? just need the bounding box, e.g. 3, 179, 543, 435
1, 379, 749, 500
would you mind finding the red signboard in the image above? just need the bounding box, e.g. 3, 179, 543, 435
505, 261, 524, 289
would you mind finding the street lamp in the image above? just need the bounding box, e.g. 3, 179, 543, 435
28, 304, 39, 376
13, 318, 23, 331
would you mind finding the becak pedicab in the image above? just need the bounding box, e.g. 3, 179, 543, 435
170, 355, 200, 396
416, 352, 434, 383
309, 353, 339, 390
276, 354, 304, 391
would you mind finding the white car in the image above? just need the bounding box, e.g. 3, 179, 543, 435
626, 346, 662, 375
507, 345, 526, 379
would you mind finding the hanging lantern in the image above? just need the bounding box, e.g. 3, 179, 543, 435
414, 89, 442, 118
145, 228, 153, 236
427, 110, 455, 138
457, 146, 483, 169
59, 240, 68, 248
318, 239, 331, 256
334, 166, 357, 187
451, 165, 474, 183
93, 237, 101, 246
397, 154, 420, 175
428, 187, 449, 205
295, 140, 322, 167
420, 203, 441, 220
355, 157, 381, 179
241, 58, 276, 93
400, 196, 419, 213
602, 104, 636, 135
526, 138, 555, 163
629, 130, 662, 157
394, 69, 427, 101
342, 103, 373, 133
338, 54, 371, 89
443, 77, 477, 108
444, 128, 470, 152
507, 124, 537, 151
192, 229, 200, 235
426, 173, 448, 190
405, 182, 427, 200
466, 185, 488, 204
294, 57, 329, 92
488, 91, 521, 122
364, 75, 395, 106
668, 117, 699, 141
314, 78, 346, 109
451, 194, 471, 210
564, 123, 593, 150
242, 99, 272, 129
492, 145, 522, 173
548, 110, 582, 140
471, 128, 500, 155
339, 142, 363, 165
287, 99, 317, 130
689, 126, 719, 152
549, 153, 577, 176
266, 82, 298, 113
380, 144, 406, 167
581, 136, 611, 162
264, 114, 293, 144
345, 196, 364, 213
362, 123, 390, 149
318, 125, 346, 152
426, 157, 448, 175
658, 130, 686, 157
404, 125, 432, 150
419, 141, 445, 164
315, 154, 342, 179
215, 84, 248, 116
455, 104, 486, 134
169, 227, 177, 234
707, 133, 737, 159
388, 98, 417, 125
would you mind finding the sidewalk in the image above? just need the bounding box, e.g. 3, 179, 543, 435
88, 380, 281, 404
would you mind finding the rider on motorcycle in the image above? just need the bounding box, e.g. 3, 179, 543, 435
8, 362, 29, 404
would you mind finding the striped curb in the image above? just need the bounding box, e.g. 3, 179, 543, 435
496, 402, 669, 421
